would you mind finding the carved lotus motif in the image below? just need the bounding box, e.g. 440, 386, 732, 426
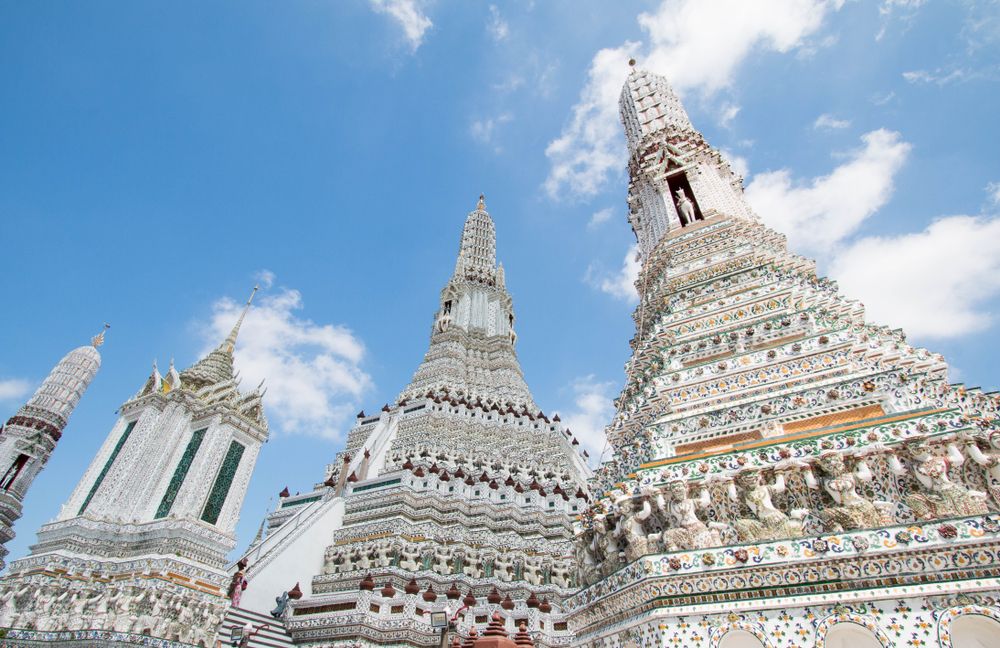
669, 557, 682, 570
895, 530, 913, 544
863, 381, 876, 392
851, 536, 870, 552
734, 549, 749, 563
812, 539, 829, 553
701, 553, 716, 565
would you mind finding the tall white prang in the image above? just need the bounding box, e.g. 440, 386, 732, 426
0, 327, 106, 569
566, 62, 1000, 647
0, 291, 269, 646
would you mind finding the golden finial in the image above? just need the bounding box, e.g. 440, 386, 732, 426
477, 194, 486, 211
91, 323, 110, 348
628, 58, 636, 67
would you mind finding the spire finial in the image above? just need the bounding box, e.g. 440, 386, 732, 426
628, 57, 636, 67
477, 194, 486, 211
222, 285, 258, 355
91, 323, 110, 348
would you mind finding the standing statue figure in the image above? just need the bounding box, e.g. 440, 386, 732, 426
593, 513, 622, 577
657, 481, 724, 551
614, 489, 656, 561
730, 468, 808, 542
398, 543, 420, 571
493, 552, 514, 582
903, 440, 989, 520
815, 452, 893, 531
462, 547, 482, 579
675, 188, 696, 225
228, 558, 250, 608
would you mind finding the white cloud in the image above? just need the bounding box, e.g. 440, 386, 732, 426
587, 207, 614, 230
544, 0, 843, 200
0, 379, 32, 403
720, 148, 750, 180
470, 112, 513, 151
554, 376, 616, 466
254, 269, 275, 289
876, 0, 926, 41
902, 67, 973, 85
586, 244, 640, 303
988, 181, 1000, 205
745, 128, 910, 256
486, 5, 509, 42
200, 283, 372, 440
831, 215, 1000, 338
813, 113, 851, 130
719, 102, 741, 128
369, 0, 432, 52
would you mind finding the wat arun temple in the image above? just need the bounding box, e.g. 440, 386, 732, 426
1, 64, 1000, 648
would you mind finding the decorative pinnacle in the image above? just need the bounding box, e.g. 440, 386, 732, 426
91, 323, 111, 348
628, 57, 636, 67
222, 285, 259, 354
477, 194, 486, 211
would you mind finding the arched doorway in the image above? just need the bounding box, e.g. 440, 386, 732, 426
824, 622, 883, 648
950, 613, 1000, 648
718, 629, 766, 648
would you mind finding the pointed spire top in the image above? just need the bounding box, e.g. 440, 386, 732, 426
91, 323, 110, 348
477, 193, 486, 211
222, 285, 258, 355
628, 57, 636, 67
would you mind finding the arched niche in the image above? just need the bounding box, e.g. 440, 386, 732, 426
950, 613, 1000, 648
824, 622, 884, 648
718, 629, 766, 648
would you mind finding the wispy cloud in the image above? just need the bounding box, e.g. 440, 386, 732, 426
587, 207, 614, 230
876, 0, 926, 41
470, 112, 513, 152
199, 280, 372, 440
719, 102, 741, 128
832, 213, 1000, 338
0, 379, 32, 403
813, 113, 851, 130
988, 181, 1000, 206
544, 0, 844, 201
369, 0, 432, 52
254, 269, 276, 290
486, 5, 509, 42
746, 128, 911, 257
586, 243, 640, 303
554, 375, 616, 466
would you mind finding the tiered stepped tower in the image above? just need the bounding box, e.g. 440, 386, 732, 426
239, 197, 591, 647
566, 63, 1000, 647
0, 291, 269, 646
0, 328, 106, 569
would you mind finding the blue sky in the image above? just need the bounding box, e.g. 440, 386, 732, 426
1, 0, 998, 564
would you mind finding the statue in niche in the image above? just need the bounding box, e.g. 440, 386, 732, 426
675, 188, 696, 226
551, 559, 574, 589
964, 430, 1000, 507
903, 439, 989, 520
657, 480, 724, 551
522, 555, 544, 586
730, 468, 808, 542
228, 558, 250, 607
614, 489, 656, 561
815, 451, 893, 531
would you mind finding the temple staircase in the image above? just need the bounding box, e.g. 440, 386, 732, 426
219, 606, 294, 648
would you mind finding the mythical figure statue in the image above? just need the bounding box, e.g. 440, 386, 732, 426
432, 544, 451, 574
575, 526, 602, 586
730, 468, 808, 542
271, 591, 290, 619
593, 513, 622, 577
815, 451, 893, 531
657, 480, 724, 551
494, 552, 515, 581
398, 543, 421, 571
675, 188, 696, 225
614, 489, 656, 561
523, 555, 543, 586
462, 548, 482, 578
903, 440, 989, 520
963, 430, 1000, 508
